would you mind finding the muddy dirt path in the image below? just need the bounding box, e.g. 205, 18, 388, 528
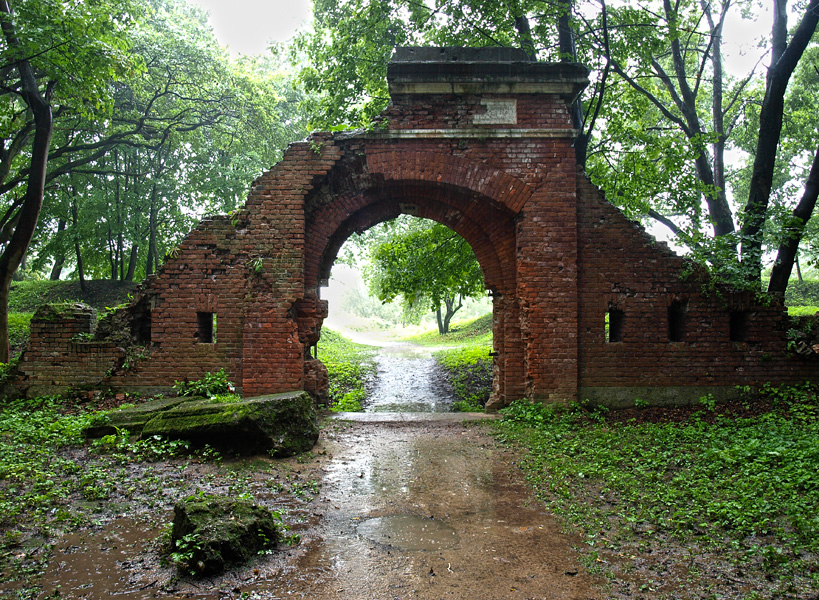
24, 415, 603, 600
365, 343, 455, 412
288, 415, 602, 600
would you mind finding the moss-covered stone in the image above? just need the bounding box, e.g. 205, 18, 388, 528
170, 495, 280, 576
82, 396, 188, 438
84, 391, 318, 456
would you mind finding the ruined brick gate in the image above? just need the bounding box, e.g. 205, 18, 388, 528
16, 47, 819, 407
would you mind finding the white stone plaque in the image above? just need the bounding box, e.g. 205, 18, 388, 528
473, 99, 517, 125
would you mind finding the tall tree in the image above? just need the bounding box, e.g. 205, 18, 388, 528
364, 218, 484, 334
0, 0, 136, 361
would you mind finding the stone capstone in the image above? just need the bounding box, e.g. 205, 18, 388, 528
84, 391, 319, 456
170, 495, 280, 576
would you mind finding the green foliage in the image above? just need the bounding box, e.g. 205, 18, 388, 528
331, 389, 366, 412
0, 397, 99, 528
365, 217, 485, 334
173, 369, 236, 398
92, 430, 192, 462
785, 280, 819, 307
28, 0, 310, 283
495, 386, 819, 585
434, 344, 493, 409
318, 328, 376, 411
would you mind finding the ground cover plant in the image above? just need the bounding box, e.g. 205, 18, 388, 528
318, 328, 377, 411
494, 386, 819, 599
0, 390, 325, 598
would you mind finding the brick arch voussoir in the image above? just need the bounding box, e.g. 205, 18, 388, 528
305, 184, 516, 297
366, 150, 533, 214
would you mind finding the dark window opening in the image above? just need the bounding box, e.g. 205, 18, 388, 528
729, 310, 748, 342
668, 300, 687, 342
197, 312, 216, 344
606, 306, 624, 343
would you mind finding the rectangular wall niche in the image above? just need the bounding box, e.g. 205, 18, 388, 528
605, 305, 624, 343
197, 311, 217, 344
729, 310, 748, 342
668, 300, 687, 342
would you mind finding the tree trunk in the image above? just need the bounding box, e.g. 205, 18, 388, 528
436, 307, 445, 335
71, 199, 87, 292
741, 0, 819, 283
125, 244, 139, 281
146, 184, 158, 275
0, 0, 54, 362
512, 6, 536, 60
49, 218, 67, 280
767, 144, 819, 294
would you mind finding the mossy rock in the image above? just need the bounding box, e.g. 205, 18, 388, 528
83, 396, 188, 438
142, 391, 319, 456
170, 495, 280, 576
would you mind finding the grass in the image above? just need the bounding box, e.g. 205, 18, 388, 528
434, 345, 493, 410
494, 385, 819, 598
787, 305, 819, 316
401, 313, 492, 347
8, 280, 137, 313
317, 328, 377, 412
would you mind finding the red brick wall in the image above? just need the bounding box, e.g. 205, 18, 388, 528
14, 62, 819, 407
576, 171, 819, 406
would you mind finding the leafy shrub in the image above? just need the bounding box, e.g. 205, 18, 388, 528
434, 345, 493, 408
173, 369, 235, 397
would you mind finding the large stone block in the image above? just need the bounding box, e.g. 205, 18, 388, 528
85, 391, 319, 456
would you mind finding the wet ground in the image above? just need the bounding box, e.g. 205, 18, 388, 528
2, 345, 602, 599
365, 343, 455, 413
15, 416, 601, 600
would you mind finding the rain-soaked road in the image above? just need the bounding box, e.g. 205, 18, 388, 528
282, 415, 602, 600
365, 343, 455, 412
20, 345, 603, 599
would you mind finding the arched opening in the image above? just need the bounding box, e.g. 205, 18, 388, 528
299, 176, 523, 409
319, 215, 494, 412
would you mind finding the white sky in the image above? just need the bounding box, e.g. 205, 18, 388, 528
188, 0, 313, 55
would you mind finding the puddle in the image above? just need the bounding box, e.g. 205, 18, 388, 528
365, 344, 455, 412
35, 517, 163, 599
356, 514, 459, 551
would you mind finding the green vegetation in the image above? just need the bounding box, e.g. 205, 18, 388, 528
173, 368, 236, 398
787, 305, 819, 316
494, 385, 819, 595
403, 313, 492, 347
318, 328, 377, 412
363, 218, 485, 334
419, 314, 494, 410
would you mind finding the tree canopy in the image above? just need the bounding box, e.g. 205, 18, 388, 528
360, 217, 485, 334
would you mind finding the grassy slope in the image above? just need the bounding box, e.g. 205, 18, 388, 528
318, 328, 377, 411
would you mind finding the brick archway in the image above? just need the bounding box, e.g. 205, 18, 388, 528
299, 155, 526, 406
20, 47, 819, 406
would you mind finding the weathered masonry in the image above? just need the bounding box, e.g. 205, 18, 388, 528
15, 47, 819, 407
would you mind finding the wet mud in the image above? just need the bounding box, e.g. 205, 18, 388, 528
16, 417, 602, 600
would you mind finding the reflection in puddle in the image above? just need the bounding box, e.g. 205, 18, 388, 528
37, 517, 162, 599
357, 514, 459, 551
